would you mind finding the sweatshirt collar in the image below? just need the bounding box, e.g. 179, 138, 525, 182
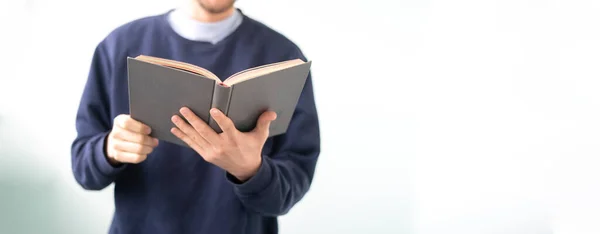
167, 8, 243, 44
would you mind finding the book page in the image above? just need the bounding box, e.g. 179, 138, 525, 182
135, 55, 220, 81
223, 59, 305, 86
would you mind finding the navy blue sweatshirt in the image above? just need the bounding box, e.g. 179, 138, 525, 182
71, 9, 320, 234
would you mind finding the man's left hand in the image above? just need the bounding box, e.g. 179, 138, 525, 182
171, 107, 277, 182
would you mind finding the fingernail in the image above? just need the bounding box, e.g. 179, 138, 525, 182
171, 115, 179, 122
154, 138, 159, 145
210, 108, 219, 115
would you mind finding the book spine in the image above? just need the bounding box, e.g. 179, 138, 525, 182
208, 83, 233, 133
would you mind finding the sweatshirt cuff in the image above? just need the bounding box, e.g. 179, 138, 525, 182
226, 155, 274, 195
93, 132, 126, 176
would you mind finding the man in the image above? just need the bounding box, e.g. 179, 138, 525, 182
70, 0, 320, 233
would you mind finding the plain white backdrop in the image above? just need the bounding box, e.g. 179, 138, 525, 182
1, 0, 599, 233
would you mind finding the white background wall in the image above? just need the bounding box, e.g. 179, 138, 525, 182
1, 0, 599, 233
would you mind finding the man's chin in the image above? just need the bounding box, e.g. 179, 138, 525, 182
204, 7, 233, 14
198, 0, 235, 14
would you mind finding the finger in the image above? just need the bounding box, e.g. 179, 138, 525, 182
171, 127, 205, 154
179, 107, 220, 143
115, 114, 152, 134
209, 108, 237, 134
113, 139, 154, 155
252, 110, 277, 135
113, 151, 147, 164
114, 127, 158, 147
171, 114, 211, 148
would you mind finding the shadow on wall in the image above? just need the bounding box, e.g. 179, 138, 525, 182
0, 113, 61, 233
0, 167, 61, 233
0, 114, 114, 234
0, 115, 78, 234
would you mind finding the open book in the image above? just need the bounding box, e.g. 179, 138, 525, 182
127, 55, 312, 147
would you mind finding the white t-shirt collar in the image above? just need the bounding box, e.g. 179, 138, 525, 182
167, 8, 243, 44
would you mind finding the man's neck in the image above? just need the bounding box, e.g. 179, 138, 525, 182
184, 1, 235, 22
167, 6, 243, 44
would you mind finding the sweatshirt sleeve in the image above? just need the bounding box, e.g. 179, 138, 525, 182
226, 64, 321, 216
71, 43, 126, 190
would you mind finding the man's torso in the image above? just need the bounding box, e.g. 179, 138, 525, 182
99, 10, 300, 234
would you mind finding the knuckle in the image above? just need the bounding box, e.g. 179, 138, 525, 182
113, 114, 123, 123
119, 131, 131, 141
135, 146, 145, 154
144, 137, 153, 146
120, 132, 132, 142
200, 129, 212, 137
115, 114, 127, 127
186, 135, 194, 143
212, 147, 223, 156
109, 129, 120, 140
122, 119, 131, 130
226, 133, 238, 142
113, 151, 121, 160
111, 140, 121, 151
190, 135, 200, 143
133, 134, 144, 143
107, 133, 116, 144
112, 130, 121, 139
134, 154, 146, 163
204, 153, 215, 162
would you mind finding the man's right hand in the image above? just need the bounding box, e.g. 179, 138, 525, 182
106, 114, 159, 165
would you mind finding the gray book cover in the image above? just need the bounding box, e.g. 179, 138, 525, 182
222, 62, 311, 136
127, 58, 215, 146
127, 56, 311, 147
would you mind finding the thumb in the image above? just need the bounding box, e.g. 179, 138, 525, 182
253, 111, 277, 135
